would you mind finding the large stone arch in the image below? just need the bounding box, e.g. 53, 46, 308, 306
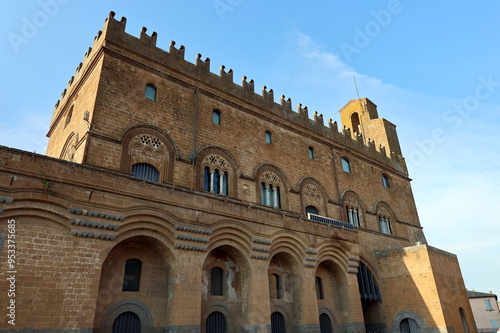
357, 258, 384, 333
200, 243, 251, 332
93, 235, 177, 331
315, 258, 350, 329
268, 250, 304, 330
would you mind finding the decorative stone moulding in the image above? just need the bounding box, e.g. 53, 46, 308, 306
174, 225, 212, 235
68, 207, 125, 221
252, 238, 272, 245
70, 230, 116, 241
250, 254, 268, 260
251, 246, 270, 253
174, 234, 210, 244
70, 219, 120, 231
174, 243, 207, 252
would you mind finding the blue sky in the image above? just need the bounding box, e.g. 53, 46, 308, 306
1, 1, 499, 297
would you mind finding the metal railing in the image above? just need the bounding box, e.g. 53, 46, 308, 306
307, 213, 354, 230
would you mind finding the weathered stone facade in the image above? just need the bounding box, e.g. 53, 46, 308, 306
0, 12, 475, 333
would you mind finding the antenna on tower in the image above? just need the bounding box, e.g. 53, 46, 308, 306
352, 76, 367, 144
353, 75, 361, 100
353, 76, 367, 114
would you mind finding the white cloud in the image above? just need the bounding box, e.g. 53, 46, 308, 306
0, 110, 49, 153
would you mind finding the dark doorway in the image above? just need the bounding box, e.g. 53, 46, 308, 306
319, 313, 333, 333
271, 311, 286, 333
112, 311, 141, 333
206, 311, 227, 333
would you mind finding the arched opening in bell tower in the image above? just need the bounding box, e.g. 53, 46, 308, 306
351, 112, 361, 135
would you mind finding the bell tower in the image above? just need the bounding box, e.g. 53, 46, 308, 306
339, 98, 403, 158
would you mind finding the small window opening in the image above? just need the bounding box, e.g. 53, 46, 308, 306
210, 267, 224, 296
212, 110, 221, 125
65, 106, 74, 128
341, 157, 351, 173
265, 131, 272, 144
315, 277, 324, 299
308, 147, 314, 159
306, 206, 319, 216
145, 84, 157, 101
382, 173, 390, 188
122, 259, 142, 292
270, 273, 282, 299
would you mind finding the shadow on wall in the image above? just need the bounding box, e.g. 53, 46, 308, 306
375, 244, 475, 333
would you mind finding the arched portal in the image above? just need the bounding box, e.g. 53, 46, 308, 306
357, 261, 383, 332
206, 311, 227, 333
271, 311, 286, 333
112, 311, 141, 333
201, 245, 250, 331
94, 236, 175, 331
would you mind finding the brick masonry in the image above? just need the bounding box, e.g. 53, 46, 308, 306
0, 11, 475, 333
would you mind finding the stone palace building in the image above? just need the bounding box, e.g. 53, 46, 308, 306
0, 12, 476, 333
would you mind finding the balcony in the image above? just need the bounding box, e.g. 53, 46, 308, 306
307, 213, 354, 230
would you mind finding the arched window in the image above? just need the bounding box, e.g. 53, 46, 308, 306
315, 277, 324, 299
306, 205, 319, 216
204, 166, 228, 195
201, 154, 231, 196
341, 157, 351, 173
382, 173, 390, 188
351, 112, 361, 135
210, 267, 224, 296
212, 110, 221, 125
261, 183, 281, 208
258, 169, 284, 209
379, 216, 391, 234
400, 318, 420, 333
112, 311, 141, 333
346, 205, 360, 227
65, 106, 73, 128
123, 259, 142, 292
269, 273, 282, 299
206, 311, 227, 333
271, 312, 286, 333
308, 147, 315, 159
319, 313, 333, 333
132, 163, 159, 182
265, 131, 272, 144
144, 84, 157, 101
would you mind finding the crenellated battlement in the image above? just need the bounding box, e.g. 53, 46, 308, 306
49, 11, 407, 175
